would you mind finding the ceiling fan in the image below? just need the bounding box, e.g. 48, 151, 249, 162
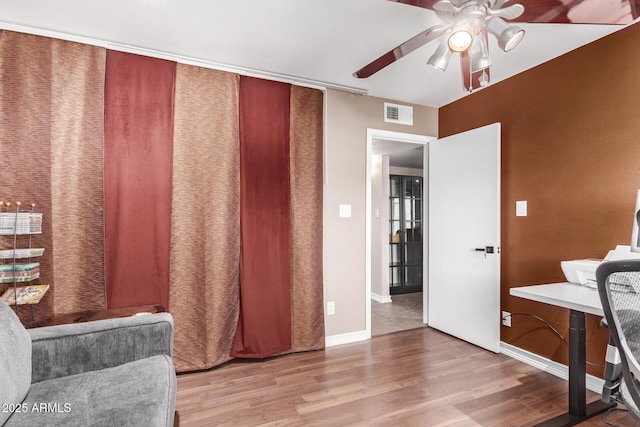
354, 0, 640, 91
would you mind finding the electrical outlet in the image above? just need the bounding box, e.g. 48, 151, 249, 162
502, 310, 511, 327
327, 301, 335, 316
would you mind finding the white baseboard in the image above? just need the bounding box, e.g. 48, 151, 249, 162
500, 342, 604, 394
325, 330, 368, 347
371, 292, 392, 303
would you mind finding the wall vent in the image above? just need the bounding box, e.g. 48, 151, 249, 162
384, 102, 413, 126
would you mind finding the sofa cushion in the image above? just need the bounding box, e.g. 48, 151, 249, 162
0, 300, 32, 426
28, 313, 174, 383
4, 354, 176, 427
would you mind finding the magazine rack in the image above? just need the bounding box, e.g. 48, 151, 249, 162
0, 201, 48, 326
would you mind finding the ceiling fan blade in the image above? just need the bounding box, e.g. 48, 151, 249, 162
508, 0, 640, 24
491, 0, 511, 8
390, 0, 640, 23
433, 0, 460, 14
353, 25, 450, 78
488, 3, 525, 20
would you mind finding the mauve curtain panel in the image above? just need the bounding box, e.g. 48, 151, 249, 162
232, 76, 293, 358
104, 51, 176, 310
169, 73, 325, 370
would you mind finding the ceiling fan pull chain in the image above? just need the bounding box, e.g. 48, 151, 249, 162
468, 51, 474, 93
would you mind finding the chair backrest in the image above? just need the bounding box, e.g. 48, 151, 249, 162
0, 299, 32, 425
597, 259, 640, 409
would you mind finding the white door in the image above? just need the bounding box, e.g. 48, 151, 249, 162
428, 123, 501, 353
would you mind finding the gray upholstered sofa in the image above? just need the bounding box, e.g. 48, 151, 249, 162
0, 299, 176, 427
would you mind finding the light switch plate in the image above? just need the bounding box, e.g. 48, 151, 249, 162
339, 204, 352, 218
516, 200, 527, 217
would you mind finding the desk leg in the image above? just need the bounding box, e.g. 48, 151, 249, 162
569, 309, 587, 417
534, 310, 614, 427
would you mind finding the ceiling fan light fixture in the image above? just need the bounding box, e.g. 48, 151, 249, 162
470, 33, 491, 72
487, 17, 525, 52
478, 70, 490, 87
501, 26, 525, 51
427, 39, 453, 71
471, 54, 492, 72
447, 29, 473, 52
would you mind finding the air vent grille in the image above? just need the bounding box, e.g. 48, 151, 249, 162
384, 102, 413, 126
386, 105, 399, 120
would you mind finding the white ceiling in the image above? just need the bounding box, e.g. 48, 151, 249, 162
0, 0, 631, 107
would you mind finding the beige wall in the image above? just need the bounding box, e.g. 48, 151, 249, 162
323, 90, 437, 337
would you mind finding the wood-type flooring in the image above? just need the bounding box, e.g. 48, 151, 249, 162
175, 327, 638, 426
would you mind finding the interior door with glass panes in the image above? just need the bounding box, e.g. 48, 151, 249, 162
389, 175, 423, 295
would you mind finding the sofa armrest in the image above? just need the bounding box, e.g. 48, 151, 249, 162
28, 312, 174, 383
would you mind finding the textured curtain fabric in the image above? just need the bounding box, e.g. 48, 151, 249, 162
0, 31, 54, 321
104, 51, 176, 310
0, 31, 106, 319
289, 86, 325, 351
169, 64, 240, 372
170, 73, 324, 370
1, 30, 323, 366
50, 39, 107, 313
232, 77, 293, 358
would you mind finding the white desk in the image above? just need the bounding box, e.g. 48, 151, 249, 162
510, 282, 603, 316
510, 282, 613, 427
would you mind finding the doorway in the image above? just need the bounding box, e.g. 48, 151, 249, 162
366, 125, 500, 350
366, 129, 435, 339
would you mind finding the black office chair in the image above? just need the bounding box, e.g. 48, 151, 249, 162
597, 259, 640, 419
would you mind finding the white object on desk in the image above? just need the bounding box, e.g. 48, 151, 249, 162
631, 189, 640, 253
561, 259, 601, 288
560, 245, 640, 289
604, 245, 640, 261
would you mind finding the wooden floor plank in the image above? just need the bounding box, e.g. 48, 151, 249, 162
175, 327, 638, 426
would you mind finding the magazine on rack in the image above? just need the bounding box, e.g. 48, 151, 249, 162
1, 284, 49, 305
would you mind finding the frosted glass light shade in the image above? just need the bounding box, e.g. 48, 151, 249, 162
448, 30, 473, 52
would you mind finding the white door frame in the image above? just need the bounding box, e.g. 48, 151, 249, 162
365, 128, 436, 339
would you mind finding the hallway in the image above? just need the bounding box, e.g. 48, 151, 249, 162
371, 292, 424, 336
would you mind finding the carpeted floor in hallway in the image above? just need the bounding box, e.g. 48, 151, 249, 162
371, 292, 424, 336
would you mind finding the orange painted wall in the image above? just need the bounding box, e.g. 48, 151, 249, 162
439, 22, 640, 376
